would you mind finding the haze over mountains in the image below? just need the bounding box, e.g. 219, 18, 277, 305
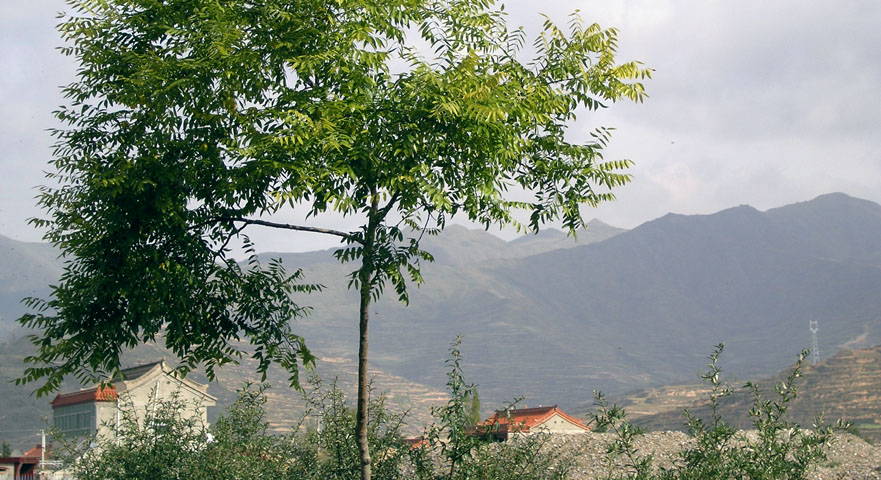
2, 192, 881, 424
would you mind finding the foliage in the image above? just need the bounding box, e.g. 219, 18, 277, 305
25, 3, 648, 477
466, 387, 481, 427
418, 337, 488, 478
63, 391, 211, 480
1, 440, 10, 457
61, 341, 576, 480
61, 379, 407, 480
590, 391, 653, 480
410, 337, 574, 480
56, 341, 854, 480
302, 375, 410, 479
23, 0, 649, 389
591, 345, 847, 480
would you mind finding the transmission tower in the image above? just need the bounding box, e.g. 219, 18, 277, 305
809, 319, 820, 364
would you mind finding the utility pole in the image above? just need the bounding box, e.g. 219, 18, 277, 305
809, 319, 820, 364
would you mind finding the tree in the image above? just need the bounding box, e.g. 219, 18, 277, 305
465, 387, 481, 426
20, 1, 650, 478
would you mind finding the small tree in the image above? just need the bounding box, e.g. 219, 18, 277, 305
591, 346, 846, 480
466, 387, 481, 426
22, 1, 649, 478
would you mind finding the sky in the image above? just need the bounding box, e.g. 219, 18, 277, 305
1, 1, 880, 252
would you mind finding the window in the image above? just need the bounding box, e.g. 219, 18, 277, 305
53, 403, 95, 437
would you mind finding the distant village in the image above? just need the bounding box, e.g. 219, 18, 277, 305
1, 359, 589, 480
1, 361, 215, 480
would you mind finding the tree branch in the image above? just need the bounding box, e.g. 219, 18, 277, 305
228, 217, 359, 243
378, 191, 401, 219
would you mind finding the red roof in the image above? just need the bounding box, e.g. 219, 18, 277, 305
0, 444, 43, 464
50, 386, 118, 407
403, 436, 428, 449
21, 445, 43, 459
478, 405, 590, 435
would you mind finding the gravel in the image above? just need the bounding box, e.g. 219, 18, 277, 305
538, 431, 881, 480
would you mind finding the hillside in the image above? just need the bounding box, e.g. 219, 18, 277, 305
0, 235, 62, 338
599, 345, 881, 442
2, 193, 881, 445
261, 193, 881, 411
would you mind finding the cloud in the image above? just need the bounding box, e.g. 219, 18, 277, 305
1, 1, 880, 247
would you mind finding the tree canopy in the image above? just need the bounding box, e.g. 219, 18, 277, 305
22, 1, 648, 477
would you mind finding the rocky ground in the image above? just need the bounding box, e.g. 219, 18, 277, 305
540, 432, 881, 480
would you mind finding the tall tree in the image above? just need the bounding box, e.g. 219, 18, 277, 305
20, 1, 649, 478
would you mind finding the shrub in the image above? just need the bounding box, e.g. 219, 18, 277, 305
61, 378, 408, 480
60, 341, 845, 480
591, 344, 848, 480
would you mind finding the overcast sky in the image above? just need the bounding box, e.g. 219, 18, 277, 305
2, 1, 880, 252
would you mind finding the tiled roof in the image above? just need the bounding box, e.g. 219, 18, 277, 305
21, 445, 43, 459
479, 405, 590, 434
50, 385, 117, 407
115, 360, 165, 381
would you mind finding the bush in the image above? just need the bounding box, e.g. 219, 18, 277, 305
302, 375, 410, 479
62, 391, 211, 480
60, 341, 845, 480
60, 377, 409, 480
590, 344, 847, 480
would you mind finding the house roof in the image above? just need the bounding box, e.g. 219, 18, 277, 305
50, 386, 118, 407
479, 405, 590, 434
116, 360, 165, 382
20, 445, 43, 459
403, 436, 428, 449
0, 444, 43, 463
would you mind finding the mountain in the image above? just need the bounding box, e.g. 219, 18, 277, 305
506, 219, 626, 257
0, 235, 63, 338
2, 193, 881, 445
267, 193, 881, 411
597, 345, 881, 442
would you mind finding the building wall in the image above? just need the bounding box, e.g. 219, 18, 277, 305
508, 413, 589, 438
95, 401, 119, 441
538, 413, 588, 434
0, 463, 14, 480
116, 374, 212, 432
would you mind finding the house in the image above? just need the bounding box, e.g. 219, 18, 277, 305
476, 405, 590, 440
0, 444, 43, 479
50, 360, 217, 441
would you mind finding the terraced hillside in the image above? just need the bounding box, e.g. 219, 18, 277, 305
598, 345, 881, 442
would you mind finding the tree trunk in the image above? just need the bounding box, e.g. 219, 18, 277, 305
356, 244, 373, 480
356, 272, 372, 480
